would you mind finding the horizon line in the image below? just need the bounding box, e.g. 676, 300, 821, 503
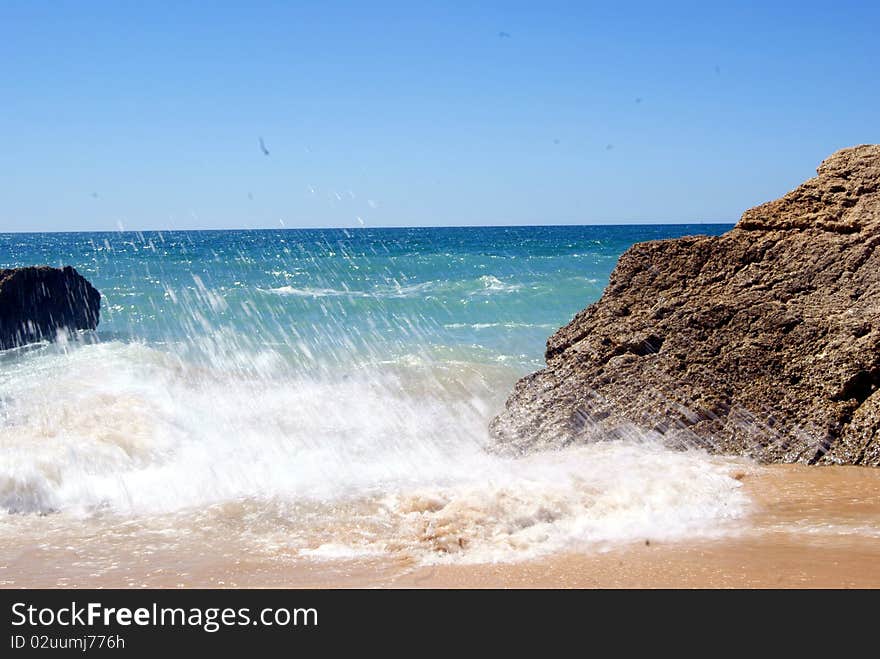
0, 220, 736, 236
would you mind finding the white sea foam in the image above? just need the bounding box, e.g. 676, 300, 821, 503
0, 340, 750, 563
469, 275, 522, 295
263, 285, 370, 298
378, 443, 749, 563
262, 275, 522, 301
263, 281, 438, 299
444, 322, 556, 330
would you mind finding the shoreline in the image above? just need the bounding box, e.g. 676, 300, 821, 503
3, 462, 878, 589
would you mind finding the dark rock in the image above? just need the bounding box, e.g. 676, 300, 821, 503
0, 266, 101, 350
490, 145, 880, 466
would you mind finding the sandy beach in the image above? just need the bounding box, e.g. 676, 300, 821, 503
2, 461, 877, 589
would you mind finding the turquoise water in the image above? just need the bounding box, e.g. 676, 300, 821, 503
0, 224, 751, 567
0, 225, 729, 370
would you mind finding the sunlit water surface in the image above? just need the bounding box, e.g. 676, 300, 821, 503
9, 225, 853, 583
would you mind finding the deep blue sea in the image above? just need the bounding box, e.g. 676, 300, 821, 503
1, 224, 756, 577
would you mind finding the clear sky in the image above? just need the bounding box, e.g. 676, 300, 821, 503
1, 1, 878, 232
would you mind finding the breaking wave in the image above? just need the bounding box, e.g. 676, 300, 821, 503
0, 337, 749, 563
261, 275, 523, 300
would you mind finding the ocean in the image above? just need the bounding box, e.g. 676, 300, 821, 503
9, 223, 876, 586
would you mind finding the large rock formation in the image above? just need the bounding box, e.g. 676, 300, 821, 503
491, 145, 880, 466
0, 266, 101, 349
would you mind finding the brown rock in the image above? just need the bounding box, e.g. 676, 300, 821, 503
490, 145, 880, 466
0, 266, 101, 350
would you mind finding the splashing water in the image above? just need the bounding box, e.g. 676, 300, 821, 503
0, 225, 748, 564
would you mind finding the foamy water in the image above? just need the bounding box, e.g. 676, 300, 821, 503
0, 335, 749, 565
0, 225, 757, 573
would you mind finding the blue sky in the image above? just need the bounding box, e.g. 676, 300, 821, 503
1, 1, 878, 231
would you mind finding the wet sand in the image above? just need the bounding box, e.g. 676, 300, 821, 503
406, 463, 880, 588
2, 463, 878, 589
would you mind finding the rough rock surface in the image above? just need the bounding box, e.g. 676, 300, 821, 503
0, 266, 101, 349
490, 145, 880, 466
